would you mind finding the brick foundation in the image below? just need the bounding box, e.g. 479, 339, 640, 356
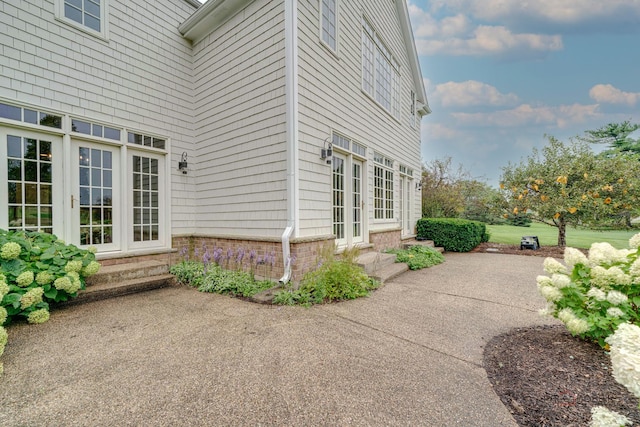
369, 229, 402, 252
96, 230, 406, 284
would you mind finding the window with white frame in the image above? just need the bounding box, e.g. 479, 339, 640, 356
362, 18, 400, 118
59, 0, 105, 35
374, 153, 394, 220
321, 0, 337, 51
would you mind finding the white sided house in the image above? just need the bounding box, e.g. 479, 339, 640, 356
0, 0, 430, 280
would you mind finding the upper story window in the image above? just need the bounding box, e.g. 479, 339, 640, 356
362, 17, 400, 118
58, 0, 106, 36
321, 0, 337, 51
410, 90, 417, 128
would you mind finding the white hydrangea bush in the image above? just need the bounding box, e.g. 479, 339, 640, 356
537, 233, 640, 347
0, 229, 101, 375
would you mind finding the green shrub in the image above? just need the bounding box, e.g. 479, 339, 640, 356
538, 235, 640, 348
387, 245, 445, 270
417, 218, 488, 252
0, 229, 99, 325
273, 247, 379, 306
169, 261, 274, 298
0, 229, 100, 375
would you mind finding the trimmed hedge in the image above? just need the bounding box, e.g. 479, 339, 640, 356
417, 218, 489, 252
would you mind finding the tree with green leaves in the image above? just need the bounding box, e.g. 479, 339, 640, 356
500, 136, 640, 247
580, 120, 640, 157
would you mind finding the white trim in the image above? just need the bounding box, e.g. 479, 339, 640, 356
55, 0, 110, 41
319, 0, 338, 53
285, 0, 300, 238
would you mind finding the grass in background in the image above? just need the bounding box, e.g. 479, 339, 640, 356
487, 222, 638, 249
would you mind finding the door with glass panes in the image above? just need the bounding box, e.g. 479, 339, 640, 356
399, 175, 412, 236
332, 153, 364, 247
0, 129, 63, 235
71, 140, 120, 251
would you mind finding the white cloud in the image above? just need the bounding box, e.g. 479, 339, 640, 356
415, 25, 562, 57
408, 2, 563, 58
456, 0, 640, 24
589, 84, 640, 106
451, 103, 600, 128
432, 80, 519, 108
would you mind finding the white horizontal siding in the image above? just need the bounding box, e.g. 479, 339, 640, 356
192, 0, 288, 239
297, 0, 423, 238
0, 0, 198, 235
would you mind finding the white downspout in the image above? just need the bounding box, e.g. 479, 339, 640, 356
280, 0, 298, 285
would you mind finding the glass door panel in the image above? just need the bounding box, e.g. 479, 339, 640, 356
0, 130, 62, 235
72, 141, 120, 251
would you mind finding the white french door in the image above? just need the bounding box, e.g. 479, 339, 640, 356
71, 140, 121, 251
399, 175, 412, 236
0, 129, 63, 235
332, 153, 364, 247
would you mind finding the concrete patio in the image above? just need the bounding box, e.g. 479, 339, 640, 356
0, 253, 556, 426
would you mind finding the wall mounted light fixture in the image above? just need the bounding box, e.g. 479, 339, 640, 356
178, 152, 188, 174
321, 137, 333, 165
416, 181, 423, 191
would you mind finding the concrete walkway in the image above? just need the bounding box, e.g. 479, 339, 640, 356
0, 253, 556, 426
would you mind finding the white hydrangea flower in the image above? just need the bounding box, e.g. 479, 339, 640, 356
536, 275, 553, 291
20, 287, 44, 310
564, 247, 588, 269
590, 406, 632, 427
543, 257, 567, 274
606, 307, 625, 318
539, 285, 563, 302
605, 266, 632, 286
630, 233, 640, 249
590, 266, 610, 288
16, 271, 34, 287
538, 303, 555, 317
551, 273, 571, 289
629, 257, 640, 281
558, 307, 575, 324
606, 323, 640, 400
566, 317, 590, 335
586, 288, 607, 302
589, 242, 628, 266
607, 290, 629, 306
0, 306, 7, 325
0, 281, 9, 299
0, 242, 21, 260
27, 308, 50, 324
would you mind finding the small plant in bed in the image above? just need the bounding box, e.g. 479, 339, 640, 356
387, 245, 444, 270
273, 246, 379, 306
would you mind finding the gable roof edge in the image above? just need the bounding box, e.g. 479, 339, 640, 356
396, 0, 431, 115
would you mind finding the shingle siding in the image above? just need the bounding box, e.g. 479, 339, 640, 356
191, 0, 288, 239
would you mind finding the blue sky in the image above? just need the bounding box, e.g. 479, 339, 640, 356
408, 0, 640, 186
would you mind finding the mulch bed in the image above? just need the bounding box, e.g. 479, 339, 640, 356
476, 245, 640, 426
484, 326, 640, 426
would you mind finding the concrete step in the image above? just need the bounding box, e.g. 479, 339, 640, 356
86, 260, 170, 286
402, 239, 445, 253
356, 252, 397, 274
60, 274, 175, 307
371, 262, 409, 284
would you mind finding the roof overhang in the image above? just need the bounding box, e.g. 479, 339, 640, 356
395, 0, 431, 115
179, 0, 252, 43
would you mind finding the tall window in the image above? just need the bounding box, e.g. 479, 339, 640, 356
362, 18, 400, 118
61, 0, 103, 34
374, 153, 394, 220
321, 0, 337, 51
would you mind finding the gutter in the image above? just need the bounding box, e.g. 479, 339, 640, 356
279, 0, 299, 285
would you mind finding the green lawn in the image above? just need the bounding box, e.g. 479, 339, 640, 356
487, 222, 638, 249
